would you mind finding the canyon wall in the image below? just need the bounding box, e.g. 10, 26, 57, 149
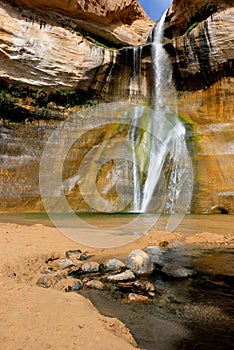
0, 0, 233, 213
164, 0, 234, 213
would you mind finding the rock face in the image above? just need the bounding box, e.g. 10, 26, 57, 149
165, 6, 234, 91
0, 0, 233, 214
12, 0, 153, 46
0, 0, 152, 96
0, 1, 113, 89
164, 0, 234, 213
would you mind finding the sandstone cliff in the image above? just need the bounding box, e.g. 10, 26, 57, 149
8, 0, 153, 46
164, 0, 234, 213
0, 0, 152, 90
0, 0, 233, 214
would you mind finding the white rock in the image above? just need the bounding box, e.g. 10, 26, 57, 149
58, 258, 77, 270
105, 258, 126, 271
107, 270, 135, 282
126, 249, 154, 276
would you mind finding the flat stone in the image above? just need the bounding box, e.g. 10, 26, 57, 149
40, 268, 53, 274
161, 263, 196, 279
116, 280, 155, 296
58, 258, 77, 270
65, 249, 82, 258
81, 261, 100, 273
107, 270, 135, 282
126, 249, 154, 276
125, 293, 152, 304
105, 258, 126, 272
86, 280, 104, 290
133, 280, 155, 295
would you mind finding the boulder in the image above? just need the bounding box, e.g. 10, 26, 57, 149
161, 263, 196, 279
105, 258, 126, 272
146, 246, 166, 267
126, 249, 154, 276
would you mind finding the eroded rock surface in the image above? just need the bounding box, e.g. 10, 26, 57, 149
0, 0, 233, 214
164, 0, 234, 213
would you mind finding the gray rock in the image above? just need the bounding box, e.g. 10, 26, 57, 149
126, 249, 154, 276
107, 270, 135, 282
65, 249, 82, 258
105, 258, 126, 272
161, 263, 196, 279
36, 276, 53, 288
72, 279, 83, 291
58, 258, 77, 270
81, 261, 99, 273
40, 268, 53, 274
86, 280, 104, 290
146, 246, 166, 267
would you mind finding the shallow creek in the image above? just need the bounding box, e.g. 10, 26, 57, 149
83, 246, 233, 350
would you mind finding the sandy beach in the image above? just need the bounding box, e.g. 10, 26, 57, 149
0, 220, 233, 350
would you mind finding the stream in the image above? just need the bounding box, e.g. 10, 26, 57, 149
82, 245, 234, 350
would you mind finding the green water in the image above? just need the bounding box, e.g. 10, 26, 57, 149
0, 213, 233, 236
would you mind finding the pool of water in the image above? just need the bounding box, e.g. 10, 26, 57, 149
0, 212, 233, 236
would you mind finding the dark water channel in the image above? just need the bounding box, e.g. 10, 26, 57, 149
82, 246, 234, 350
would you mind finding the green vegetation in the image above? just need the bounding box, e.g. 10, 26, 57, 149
0, 80, 98, 122
85, 35, 116, 50
186, 22, 199, 33
178, 113, 197, 127
178, 113, 202, 145
72, 27, 119, 50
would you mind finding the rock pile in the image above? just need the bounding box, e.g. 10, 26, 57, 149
36, 247, 197, 304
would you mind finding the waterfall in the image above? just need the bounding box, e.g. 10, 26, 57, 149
129, 46, 142, 100
129, 11, 193, 215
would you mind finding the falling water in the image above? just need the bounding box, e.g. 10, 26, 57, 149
129, 46, 142, 100
129, 11, 193, 214
129, 106, 144, 211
